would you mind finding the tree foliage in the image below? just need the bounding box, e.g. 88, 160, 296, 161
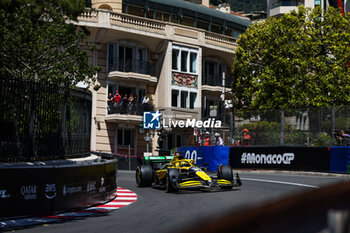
232, 6, 350, 111
0, 0, 99, 87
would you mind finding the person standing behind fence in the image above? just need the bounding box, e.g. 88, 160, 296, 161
215, 133, 224, 146
204, 131, 211, 146
241, 128, 251, 146
336, 130, 350, 146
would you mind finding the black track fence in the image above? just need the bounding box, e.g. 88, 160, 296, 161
0, 77, 91, 162
227, 107, 350, 147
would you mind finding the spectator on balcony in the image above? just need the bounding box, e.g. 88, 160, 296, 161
113, 90, 121, 113
121, 94, 128, 114
128, 93, 135, 114
336, 130, 350, 146
107, 93, 114, 114
215, 133, 224, 146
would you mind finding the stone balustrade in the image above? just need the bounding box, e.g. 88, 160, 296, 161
78, 9, 237, 49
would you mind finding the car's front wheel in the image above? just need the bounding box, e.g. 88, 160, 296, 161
218, 165, 234, 189
136, 165, 153, 187
165, 168, 179, 193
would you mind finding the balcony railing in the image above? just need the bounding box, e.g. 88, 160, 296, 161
78, 9, 237, 50
107, 102, 153, 116
271, 0, 303, 8
202, 74, 233, 88
108, 59, 155, 75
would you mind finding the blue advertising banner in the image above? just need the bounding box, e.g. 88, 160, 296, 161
176, 146, 230, 171
329, 147, 350, 173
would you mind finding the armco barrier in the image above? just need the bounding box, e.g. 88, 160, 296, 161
230, 146, 330, 172
176, 146, 350, 173
91, 151, 139, 170
0, 158, 117, 218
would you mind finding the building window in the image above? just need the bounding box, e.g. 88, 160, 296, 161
190, 92, 197, 109
181, 91, 188, 108
172, 89, 179, 107
117, 129, 134, 147
190, 52, 197, 73
172, 49, 179, 70
172, 45, 198, 74
108, 42, 148, 74
181, 50, 188, 72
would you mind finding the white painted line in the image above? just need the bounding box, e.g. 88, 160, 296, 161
115, 197, 138, 200
241, 178, 319, 188
117, 193, 137, 196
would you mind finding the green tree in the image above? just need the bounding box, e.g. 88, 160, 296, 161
232, 6, 350, 111
0, 0, 99, 87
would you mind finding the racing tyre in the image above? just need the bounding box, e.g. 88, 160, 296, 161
165, 169, 179, 193
136, 165, 153, 187
218, 165, 233, 189
218, 165, 233, 181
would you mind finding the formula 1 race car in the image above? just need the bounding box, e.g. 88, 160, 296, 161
136, 154, 242, 192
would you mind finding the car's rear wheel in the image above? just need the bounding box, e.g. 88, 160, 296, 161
165, 168, 179, 193
136, 165, 153, 187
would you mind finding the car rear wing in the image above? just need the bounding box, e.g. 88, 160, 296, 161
144, 156, 174, 164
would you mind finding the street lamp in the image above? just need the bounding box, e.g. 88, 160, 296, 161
144, 132, 151, 153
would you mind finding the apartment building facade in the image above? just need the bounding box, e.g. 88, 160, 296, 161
78, 0, 250, 156
267, 0, 348, 17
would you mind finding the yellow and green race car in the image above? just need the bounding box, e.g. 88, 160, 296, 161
136, 154, 242, 192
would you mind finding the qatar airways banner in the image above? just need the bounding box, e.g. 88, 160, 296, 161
230, 146, 330, 172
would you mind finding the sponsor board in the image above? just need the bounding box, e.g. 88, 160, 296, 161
241, 152, 294, 165
21, 186, 37, 200
0, 189, 10, 199
230, 146, 330, 171
45, 184, 56, 199
63, 185, 82, 196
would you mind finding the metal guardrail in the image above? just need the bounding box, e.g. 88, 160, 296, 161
0, 158, 117, 219
91, 151, 141, 171
177, 179, 350, 233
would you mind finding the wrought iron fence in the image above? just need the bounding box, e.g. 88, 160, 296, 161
107, 102, 154, 115
0, 77, 91, 162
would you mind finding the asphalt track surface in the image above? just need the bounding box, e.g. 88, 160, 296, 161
13, 170, 350, 233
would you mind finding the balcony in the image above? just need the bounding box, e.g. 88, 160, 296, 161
108, 59, 157, 83
271, 0, 303, 8
108, 59, 154, 75
202, 74, 232, 87
105, 102, 153, 124
270, 1, 302, 17
78, 9, 237, 51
